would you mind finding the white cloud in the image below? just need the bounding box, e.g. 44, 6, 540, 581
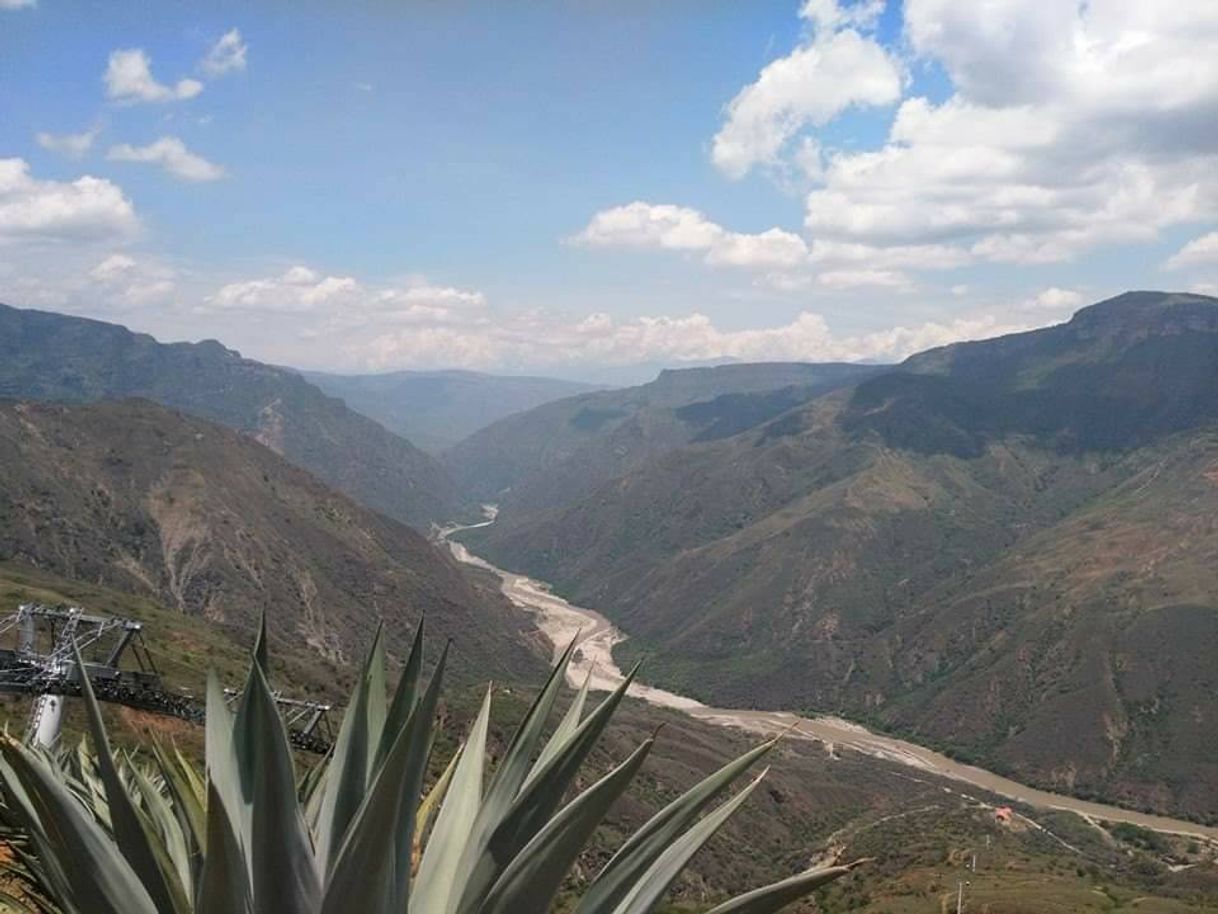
88, 253, 175, 307
573, 202, 811, 269
107, 137, 225, 182
90, 253, 137, 282
573, 202, 727, 252
595, 2, 1218, 297
36, 126, 100, 159
817, 268, 910, 289
1023, 286, 1083, 310
0, 0, 36, 9
355, 305, 1032, 372
200, 29, 247, 78
1165, 231, 1218, 270
203, 266, 486, 319
192, 263, 1026, 370
0, 158, 138, 243
105, 49, 203, 104
207, 269, 338, 313
801, 2, 1218, 264
711, 1, 901, 178
572, 202, 966, 287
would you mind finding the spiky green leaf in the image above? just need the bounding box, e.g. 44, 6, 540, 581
479, 739, 653, 914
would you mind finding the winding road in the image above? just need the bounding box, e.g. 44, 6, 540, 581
441, 517, 1218, 843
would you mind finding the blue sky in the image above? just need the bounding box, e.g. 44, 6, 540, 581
2, 1, 1217, 380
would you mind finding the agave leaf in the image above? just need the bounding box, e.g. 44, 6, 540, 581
449, 637, 577, 898
321, 643, 448, 914
253, 612, 269, 672
363, 624, 388, 780
411, 685, 492, 914
577, 736, 777, 913
236, 660, 322, 914
479, 738, 654, 914
151, 741, 206, 858
126, 758, 194, 901
74, 645, 189, 914
702, 863, 860, 914
300, 759, 330, 833
605, 769, 769, 914
0, 738, 158, 914
173, 743, 208, 809
197, 781, 252, 914
413, 748, 460, 874
314, 626, 383, 874
204, 671, 246, 856
376, 619, 425, 771
477, 637, 577, 826
0, 751, 81, 912
455, 664, 639, 914
75, 736, 109, 827
525, 664, 593, 787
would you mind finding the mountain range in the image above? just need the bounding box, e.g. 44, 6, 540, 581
0, 398, 540, 681
447, 360, 879, 516
2, 290, 1215, 824
303, 368, 599, 452
456, 291, 1218, 822
0, 303, 455, 529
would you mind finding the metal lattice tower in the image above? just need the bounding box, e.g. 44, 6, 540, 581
0, 603, 333, 752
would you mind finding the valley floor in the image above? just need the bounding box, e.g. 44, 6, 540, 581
441, 521, 1218, 846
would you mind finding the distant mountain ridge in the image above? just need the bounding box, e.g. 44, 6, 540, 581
446, 360, 881, 515
303, 368, 599, 452
459, 291, 1218, 821
0, 398, 540, 680
0, 303, 455, 528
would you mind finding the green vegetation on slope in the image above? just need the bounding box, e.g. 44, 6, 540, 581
445, 361, 880, 514
0, 562, 1212, 911
0, 302, 455, 528
462, 292, 1218, 822
0, 399, 540, 683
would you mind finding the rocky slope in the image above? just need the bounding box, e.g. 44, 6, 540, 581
460, 292, 1218, 821
0, 398, 539, 680
0, 303, 455, 528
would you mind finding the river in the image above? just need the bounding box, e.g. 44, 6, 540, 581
440, 518, 1218, 843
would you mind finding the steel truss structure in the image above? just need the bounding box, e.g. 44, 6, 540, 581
0, 603, 333, 753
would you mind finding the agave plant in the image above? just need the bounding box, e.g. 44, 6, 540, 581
0, 620, 858, 913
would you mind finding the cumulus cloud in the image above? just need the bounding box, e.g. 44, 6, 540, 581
572, 202, 967, 288
355, 305, 1032, 372
105, 49, 203, 104
0, 158, 138, 243
200, 29, 247, 78
1023, 287, 1083, 311
107, 137, 225, 182
584, 2, 1218, 296
1165, 232, 1218, 270
202, 266, 486, 319
802, 1, 1218, 264
36, 126, 100, 159
88, 253, 175, 307
175, 261, 1036, 371
711, 0, 901, 178
573, 201, 835, 285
